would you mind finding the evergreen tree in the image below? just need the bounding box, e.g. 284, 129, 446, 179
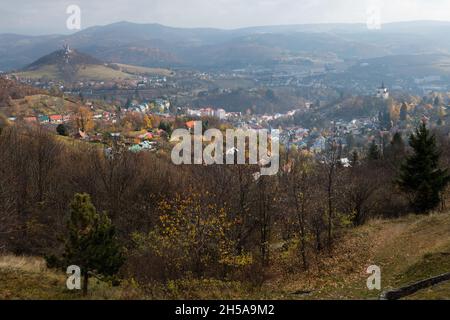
125, 97, 133, 109
379, 107, 392, 130
367, 140, 380, 160
346, 134, 355, 150
350, 150, 359, 167
47, 193, 124, 295
158, 121, 173, 136
56, 124, 69, 136
397, 122, 450, 213
400, 103, 408, 122
434, 96, 441, 107
391, 132, 405, 155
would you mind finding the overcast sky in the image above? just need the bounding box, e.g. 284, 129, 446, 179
1, 0, 450, 35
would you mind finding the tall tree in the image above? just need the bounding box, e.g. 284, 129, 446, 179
391, 132, 405, 154
73, 106, 94, 132
397, 123, 450, 213
47, 193, 124, 295
400, 102, 408, 122
367, 140, 380, 161
350, 150, 359, 167
322, 139, 340, 251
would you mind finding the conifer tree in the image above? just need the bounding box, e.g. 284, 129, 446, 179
390, 132, 405, 157
400, 103, 408, 122
350, 150, 359, 167
47, 193, 124, 295
397, 122, 450, 213
367, 140, 380, 160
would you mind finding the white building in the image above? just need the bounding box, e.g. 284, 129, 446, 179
214, 108, 226, 120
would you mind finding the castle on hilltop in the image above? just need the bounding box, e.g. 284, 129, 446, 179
62, 43, 72, 64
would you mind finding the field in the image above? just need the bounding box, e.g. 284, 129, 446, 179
1, 212, 449, 300
76, 65, 135, 81
115, 64, 175, 77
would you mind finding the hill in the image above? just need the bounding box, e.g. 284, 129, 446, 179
349, 53, 450, 78
13, 47, 137, 82
6, 93, 81, 117
0, 77, 44, 108
1, 212, 449, 299
4, 21, 450, 70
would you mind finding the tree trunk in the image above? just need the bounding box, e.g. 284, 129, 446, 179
82, 272, 89, 296
327, 173, 333, 252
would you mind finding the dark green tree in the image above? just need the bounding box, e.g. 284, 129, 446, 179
158, 121, 173, 136
397, 122, 450, 213
78, 92, 84, 103
125, 97, 133, 109
47, 193, 124, 295
350, 150, 359, 167
56, 124, 69, 136
390, 132, 405, 155
379, 107, 392, 130
346, 134, 355, 150
400, 103, 408, 122
434, 96, 441, 107
386, 132, 406, 166
367, 140, 380, 161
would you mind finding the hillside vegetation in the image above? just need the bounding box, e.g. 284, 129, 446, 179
267, 211, 450, 299
1, 212, 449, 300
0, 77, 44, 108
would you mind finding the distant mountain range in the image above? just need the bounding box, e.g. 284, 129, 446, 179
2, 20, 450, 71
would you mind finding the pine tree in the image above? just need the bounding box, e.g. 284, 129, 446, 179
47, 193, 124, 295
379, 107, 392, 130
390, 132, 405, 155
397, 122, 450, 213
400, 103, 408, 122
367, 140, 380, 161
350, 150, 359, 167
56, 124, 69, 136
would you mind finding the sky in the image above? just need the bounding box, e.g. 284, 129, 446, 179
1, 0, 450, 35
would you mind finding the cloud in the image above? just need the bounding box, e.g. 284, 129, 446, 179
1, 0, 450, 35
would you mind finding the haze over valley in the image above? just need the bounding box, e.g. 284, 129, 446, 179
2, 1, 450, 303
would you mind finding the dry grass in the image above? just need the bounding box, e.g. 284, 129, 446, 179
0, 255, 130, 300
1, 212, 450, 299
115, 64, 174, 77
264, 212, 450, 299
8, 94, 80, 116
0, 255, 47, 273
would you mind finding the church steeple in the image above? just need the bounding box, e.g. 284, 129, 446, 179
376, 81, 389, 99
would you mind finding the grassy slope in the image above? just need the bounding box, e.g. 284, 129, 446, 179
14, 65, 60, 80
7, 94, 80, 116
14, 64, 135, 81
115, 64, 174, 77
0, 255, 133, 300
76, 65, 134, 81
264, 212, 450, 300
1, 213, 450, 300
